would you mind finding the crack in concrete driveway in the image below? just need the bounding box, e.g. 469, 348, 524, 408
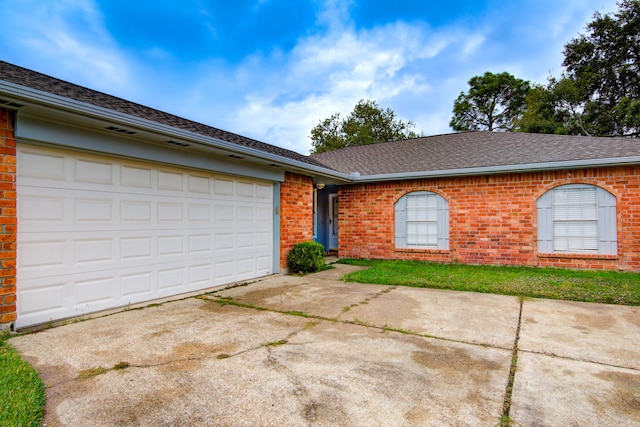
9, 264, 640, 426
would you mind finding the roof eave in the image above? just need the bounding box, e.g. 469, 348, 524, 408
0, 80, 352, 182
350, 156, 640, 182
4, 79, 637, 185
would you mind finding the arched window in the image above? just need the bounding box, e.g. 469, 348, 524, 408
537, 184, 617, 255
395, 191, 449, 249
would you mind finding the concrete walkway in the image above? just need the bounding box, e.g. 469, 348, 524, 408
10, 264, 640, 426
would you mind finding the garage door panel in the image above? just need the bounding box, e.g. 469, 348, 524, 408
237, 205, 254, 221
121, 236, 154, 260
20, 147, 273, 199
214, 178, 234, 195
18, 149, 67, 182
257, 231, 272, 248
20, 194, 66, 223
121, 164, 153, 188
214, 233, 234, 250
18, 282, 67, 316
75, 238, 114, 264
75, 198, 115, 222
158, 170, 184, 191
188, 234, 212, 255
158, 235, 185, 256
188, 264, 212, 285
75, 276, 115, 305
188, 203, 212, 222
21, 190, 235, 230
19, 240, 67, 270
237, 181, 255, 197
121, 199, 153, 222
188, 175, 211, 193
17, 145, 274, 328
157, 202, 184, 222
214, 260, 234, 280
158, 267, 185, 291
74, 157, 114, 185
256, 183, 273, 199
19, 229, 273, 280
121, 272, 154, 297
257, 255, 272, 272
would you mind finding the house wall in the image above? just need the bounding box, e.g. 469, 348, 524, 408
280, 172, 314, 270
338, 167, 640, 271
0, 108, 17, 331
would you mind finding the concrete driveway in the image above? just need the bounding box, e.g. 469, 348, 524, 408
10, 264, 640, 426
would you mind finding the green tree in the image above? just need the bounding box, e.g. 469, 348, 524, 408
310, 99, 421, 154
450, 71, 531, 132
520, 84, 565, 134
519, 79, 594, 135
557, 0, 640, 136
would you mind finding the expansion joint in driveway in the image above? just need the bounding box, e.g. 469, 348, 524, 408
202, 294, 510, 352
501, 298, 523, 425
516, 348, 640, 373
337, 286, 398, 318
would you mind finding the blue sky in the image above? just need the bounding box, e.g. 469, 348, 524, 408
0, 0, 618, 154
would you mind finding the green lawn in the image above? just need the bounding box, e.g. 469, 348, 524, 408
0, 334, 45, 427
338, 259, 640, 305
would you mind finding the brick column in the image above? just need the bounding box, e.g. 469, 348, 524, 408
0, 108, 17, 331
279, 172, 314, 270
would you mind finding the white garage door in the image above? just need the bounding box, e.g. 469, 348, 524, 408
16, 145, 274, 328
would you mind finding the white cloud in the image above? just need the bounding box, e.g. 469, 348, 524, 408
0, 0, 625, 156
461, 34, 485, 57
221, 14, 460, 153
315, 0, 353, 31
186, 0, 620, 153
1, 0, 133, 92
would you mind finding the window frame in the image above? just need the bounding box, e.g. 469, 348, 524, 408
395, 191, 449, 250
537, 184, 617, 255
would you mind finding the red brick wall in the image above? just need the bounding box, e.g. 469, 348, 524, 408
338, 167, 640, 271
0, 108, 17, 330
280, 172, 314, 269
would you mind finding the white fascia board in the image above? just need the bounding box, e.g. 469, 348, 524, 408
351, 156, 640, 182
0, 80, 352, 182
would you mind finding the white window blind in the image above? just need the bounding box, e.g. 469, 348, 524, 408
406, 194, 438, 246
552, 186, 598, 253
395, 191, 449, 250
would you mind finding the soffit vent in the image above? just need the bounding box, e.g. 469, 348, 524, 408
228, 154, 245, 159
105, 125, 136, 135
0, 99, 24, 108
269, 164, 283, 168
166, 140, 191, 147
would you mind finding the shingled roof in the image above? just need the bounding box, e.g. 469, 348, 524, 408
4, 61, 640, 180
0, 61, 327, 169
311, 131, 640, 176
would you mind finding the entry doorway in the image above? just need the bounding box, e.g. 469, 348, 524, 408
328, 193, 339, 250
313, 187, 338, 253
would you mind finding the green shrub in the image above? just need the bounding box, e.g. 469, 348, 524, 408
287, 241, 325, 273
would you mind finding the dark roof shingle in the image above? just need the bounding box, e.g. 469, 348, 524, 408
4, 61, 640, 179
0, 61, 327, 168
311, 132, 640, 175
